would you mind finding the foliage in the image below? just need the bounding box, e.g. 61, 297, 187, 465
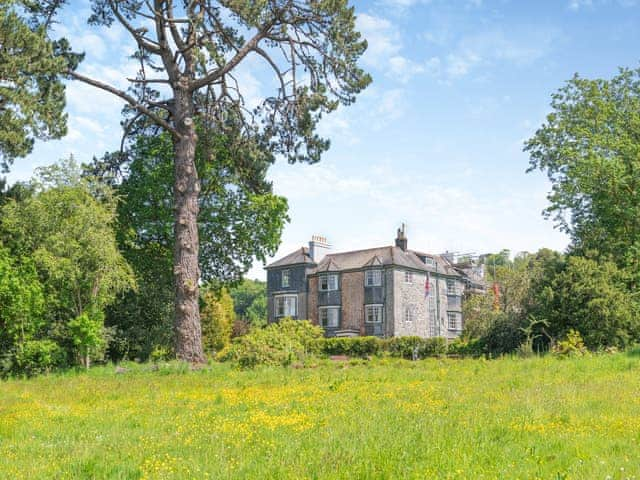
218, 319, 323, 368
33, 0, 371, 363
542, 256, 640, 349
0, 2, 69, 170
447, 338, 484, 356
11, 339, 64, 377
229, 279, 268, 327
0, 159, 134, 369
92, 133, 286, 360
0, 246, 46, 355
387, 336, 448, 359
68, 311, 106, 369
525, 67, 640, 278
553, 329, 588, 357
481, 313, 526, 356
201, 288, 235, 355
316, 337, 384, 357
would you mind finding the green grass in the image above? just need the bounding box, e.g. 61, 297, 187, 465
1, 354, 640, 479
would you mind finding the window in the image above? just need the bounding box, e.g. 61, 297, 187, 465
424, 257, 435, 267
365, 304, 384, 323
281, 269, 290, 288
275, 295, 297, 317
404, 306, 415, 323
365, 269, 382, 287
446, 279, 457, 296
448, 312, 459, 330
319, 307, 340, 328
319, 274, 338, 291
404, 271, 414, 284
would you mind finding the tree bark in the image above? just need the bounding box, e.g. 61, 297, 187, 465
173, 85, 205, 363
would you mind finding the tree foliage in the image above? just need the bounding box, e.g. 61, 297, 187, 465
0, 159, 135, 370
229, 279, 268, 327
28, 0, 371, 362
201, 288, 234, 354
0, 2, 69, 170
525, 68, 640, 276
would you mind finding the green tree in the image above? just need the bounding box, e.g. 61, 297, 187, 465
33, 0, 371, 362
0, 158, 135, 366
229, 279, 268, 327
0, 2, 69, 170
201, 288, 234, 354
68, 310, 106, 369
0, 245, 46, 370
91, 132, 287, 360
525, 68, 640, 278
543, 256, 640, 349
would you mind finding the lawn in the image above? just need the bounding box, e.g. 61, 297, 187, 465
1, 354, 640, 479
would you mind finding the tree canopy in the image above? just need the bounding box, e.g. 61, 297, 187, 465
525, 68, 640, 276
0, 2, 69, 170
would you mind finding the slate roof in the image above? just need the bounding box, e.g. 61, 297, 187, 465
265, 247, 314, 268
266, 244, 461, 276
310, 246, 461, 276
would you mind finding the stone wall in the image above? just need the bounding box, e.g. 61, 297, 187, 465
392, 269, 429, 337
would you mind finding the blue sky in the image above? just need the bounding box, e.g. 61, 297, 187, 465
7, 0, 640, 279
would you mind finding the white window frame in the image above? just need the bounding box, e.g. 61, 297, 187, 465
404, 306, 415, 323
404, 271, 414, 284
319, 306, 340, 328
424, 257, 435, 267
319, 273, 339, 292
365, 269, 382, 287
446, 279, 457, 296
274, 295, 297, 318
281, 269, 290, 288
365, 304, 384, 324
447, 312, 459, 330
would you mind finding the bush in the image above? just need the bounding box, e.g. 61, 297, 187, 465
481, 314, 525, 356
553, 329, 588, 357
387, 336, 447, 359
448, 338, 484, 356
317, 337, 384, 357
13, 340, 64, 376
217, 319, 323, 368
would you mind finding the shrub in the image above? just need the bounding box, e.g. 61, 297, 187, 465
448, 338, 484, 357
387, 336, 447, 359
13, 340, 64, 376
217, 319, 323, 368
317, 337, 384, 357
481, 314, 525, 356
553, 329, 588, 357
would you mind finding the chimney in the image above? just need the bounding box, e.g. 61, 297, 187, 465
395, 224, 408, 251
309, 235, 330, 263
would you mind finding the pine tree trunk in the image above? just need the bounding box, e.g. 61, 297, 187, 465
173, 87, 205, 363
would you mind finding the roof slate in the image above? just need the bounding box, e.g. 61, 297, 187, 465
266, 244, 461, 276
265, 247, 314, 268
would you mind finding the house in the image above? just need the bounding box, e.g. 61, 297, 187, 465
265, 226, 478, 339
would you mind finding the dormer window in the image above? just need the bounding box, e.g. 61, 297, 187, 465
319, 273, 338, 291
281, 269, 290, 288
365, 269, 382, 287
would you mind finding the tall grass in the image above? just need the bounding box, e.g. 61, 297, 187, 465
1, 354, 639, 479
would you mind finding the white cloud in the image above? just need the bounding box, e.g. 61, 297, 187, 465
440, 28, 556, 79
357, 13, 402, 68
356, 13, 427, 84
251, 159, 569, 279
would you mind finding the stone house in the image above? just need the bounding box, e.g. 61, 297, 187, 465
265, 226, 475, 339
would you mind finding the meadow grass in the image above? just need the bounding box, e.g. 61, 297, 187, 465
1, 354, 640, 479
